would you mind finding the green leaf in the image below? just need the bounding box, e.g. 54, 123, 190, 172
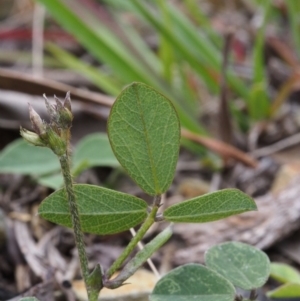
86, 264, 103, 300
108, 225, 172, 288
38, 184, 148, 235
270, 262, 300, 284
108, 82, 180, 196
38, 133, 119, 190
267, 283, 300, 298
73, 133, 119, 172
122, 225, 172, 277
205, 242, 270, 290
0, 139, 59, 175
150, 264, 235, 301
38, 173, 63, 190
19, 298, 40, 301
163, 189, 256, 223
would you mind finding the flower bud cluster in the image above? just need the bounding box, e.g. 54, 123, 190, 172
20, 92, 73, 156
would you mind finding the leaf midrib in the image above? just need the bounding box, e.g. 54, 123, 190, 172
42, 210, 146, 216
133, 83, 159, 194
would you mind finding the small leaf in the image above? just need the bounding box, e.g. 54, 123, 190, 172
39, 184, 148, 235
86, 264, 103, 300
270, 262, 300, 284
73, 133, 119, 172
150, 264, 235, 301
0, 139, 59, 175
108, 82, 180, 196
205, 242, 270, 290
19, 298, 40, 301
267, 283, 300, 298
163, 189, 256, 223
107, 225, 172, 288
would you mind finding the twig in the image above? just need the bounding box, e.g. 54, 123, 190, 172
267, 36, 298, 70
0, 68, 114, 106
181, 128, 258, 168
218, 30, 234, 144
270, 73, 299, 117
251, 131, 300, 158
248, 121, 266, 152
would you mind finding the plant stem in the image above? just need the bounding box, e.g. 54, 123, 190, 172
106, 196, 161, 279
218, 30, 233, 145
249, 288, 258, 300
59, 153, 94, 299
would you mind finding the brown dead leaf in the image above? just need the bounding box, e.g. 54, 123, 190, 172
181, 128, 258, 168
0, 68, 114, 107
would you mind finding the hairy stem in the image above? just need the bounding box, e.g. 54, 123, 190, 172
106, 197, 160, 279
59, 153, 95, 300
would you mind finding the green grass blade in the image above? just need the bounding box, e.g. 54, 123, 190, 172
177, 65, 200, 112
36, 0, 156, 85
248, 0, 271, 120
166, 3, 249, 100
183, 0, 222, 47
112, 6, 204, 130
113, 16, 162, 75
167, 3, 220, 68
287, 0, 300, 59
156, 0, 174, 83
129, 0, 219, 93
130, 0, 249, 101
47, 43, 122, 96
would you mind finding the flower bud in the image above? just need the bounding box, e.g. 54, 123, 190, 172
45, 126, 67, 156
20, 127, 45, 147
63, 91, 72, 112
54, 94, 73, 129
58, 107, 73, 129
54, 95, 64, 111
22, 93, 73, 157
28, 104, 45, 135
44, 94, 56, 123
